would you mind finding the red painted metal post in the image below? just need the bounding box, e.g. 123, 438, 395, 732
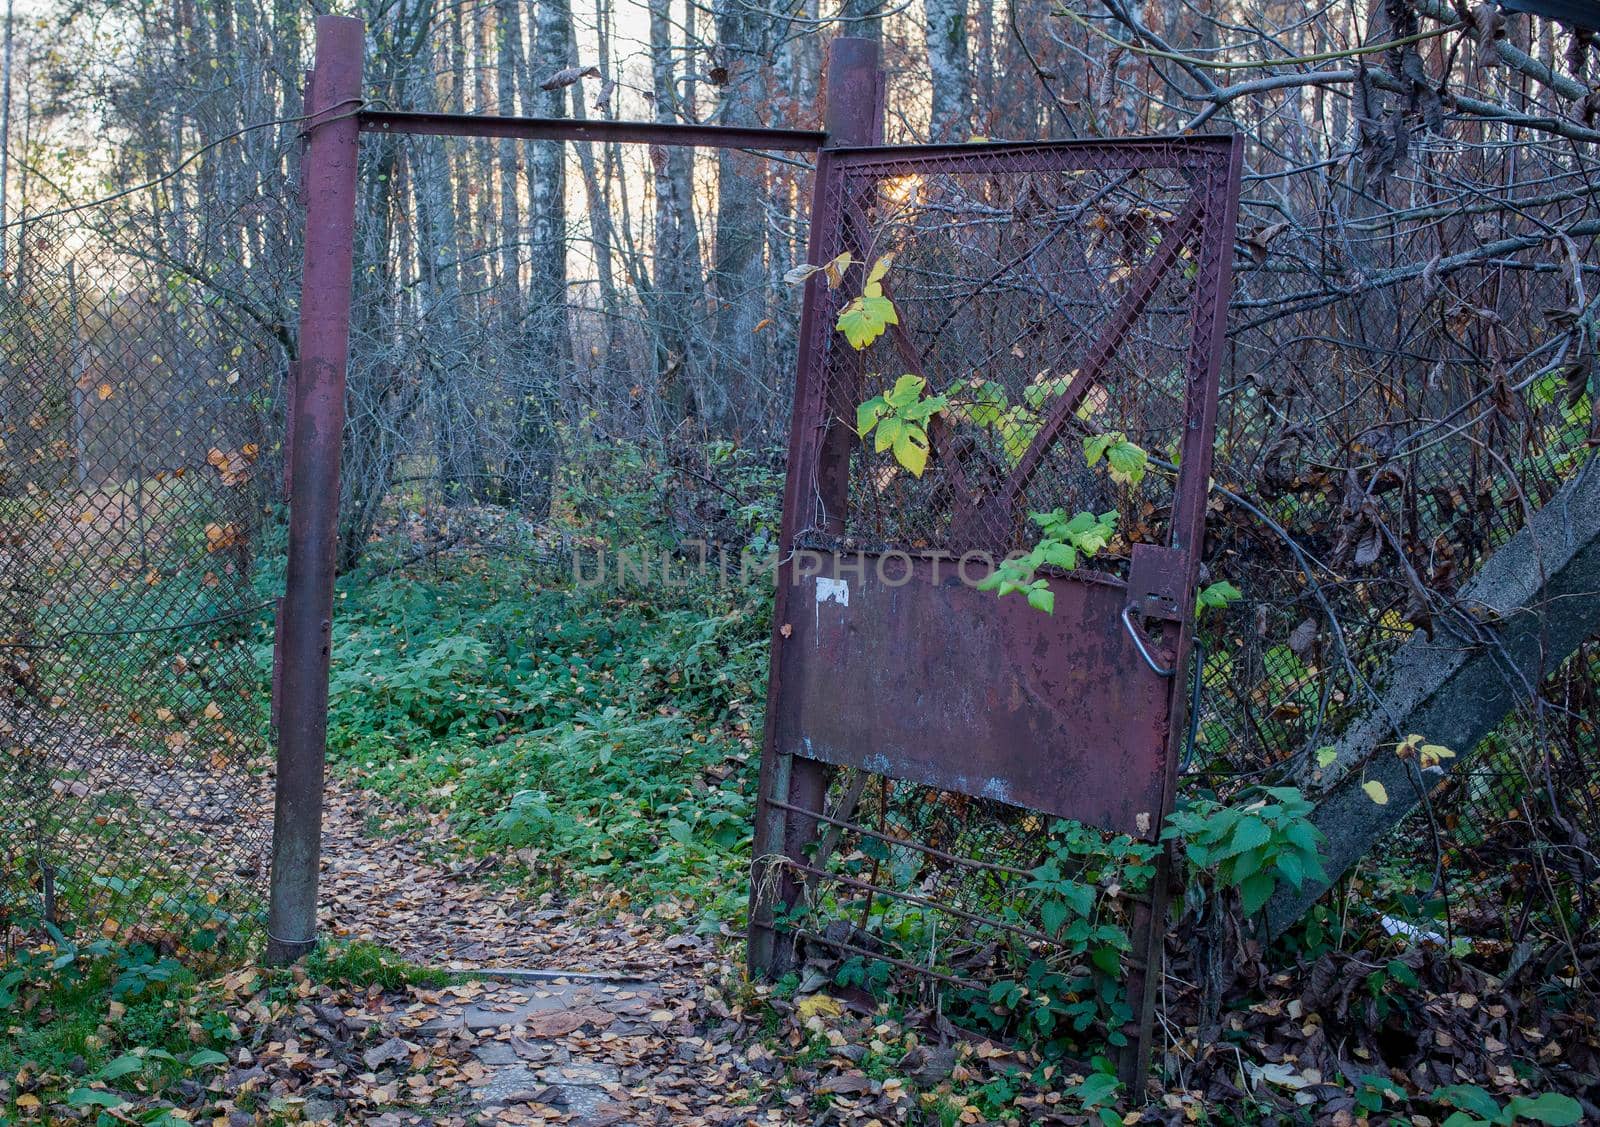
1118, 135, 1245, 1089
748, 36, 883, 979
781, 34, 883, 897
265, 14, 363, 965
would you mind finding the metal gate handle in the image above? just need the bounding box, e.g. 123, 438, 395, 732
1121, 604, 1175, 678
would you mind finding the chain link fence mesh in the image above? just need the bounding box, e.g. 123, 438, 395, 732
1, 207, 279, 960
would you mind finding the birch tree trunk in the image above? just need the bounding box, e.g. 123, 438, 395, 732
563, 22, 624, 384
925, 0, 969, 140
708, 0, 772, 431
509, 0, 571, 515
837, 0, 883, 45
648, 0, 705, 422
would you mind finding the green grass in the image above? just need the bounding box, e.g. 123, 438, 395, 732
305, 939, 449, 991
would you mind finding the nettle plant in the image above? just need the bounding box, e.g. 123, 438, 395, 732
856, 374, 947, 478
801, 252, 1242, 618
992, 821, 1160, 1045
976, 509, 1118, 614
1163, 786, 1328, 917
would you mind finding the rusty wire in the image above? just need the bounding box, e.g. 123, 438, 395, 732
0, 209, 275, 959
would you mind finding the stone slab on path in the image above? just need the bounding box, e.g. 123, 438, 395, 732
411, 974, 667, 1125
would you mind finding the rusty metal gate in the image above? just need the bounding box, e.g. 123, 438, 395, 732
751, 135, 1243, 1083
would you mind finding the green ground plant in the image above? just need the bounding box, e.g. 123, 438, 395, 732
283, 450, 776, 934
0, 930, 236, 1119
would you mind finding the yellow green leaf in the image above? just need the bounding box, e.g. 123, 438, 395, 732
796, 993, 842, 1021
1363, 780, 1389, 805
893, 425, 930, 477
1419, 743, 1456, 769
874, 415, 903, 454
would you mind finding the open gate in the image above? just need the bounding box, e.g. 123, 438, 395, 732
751, 135, 1243, 1084
270, 11, 1243, 1090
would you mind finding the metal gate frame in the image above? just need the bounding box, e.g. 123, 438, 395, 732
273, 10, 1244, 1092
266, 16, 865, 961
748, 134, 1244, 1086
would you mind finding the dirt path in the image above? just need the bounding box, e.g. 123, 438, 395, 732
241, 778, 777, 1126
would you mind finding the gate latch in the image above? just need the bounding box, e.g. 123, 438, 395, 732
1122, 543, 1187, 678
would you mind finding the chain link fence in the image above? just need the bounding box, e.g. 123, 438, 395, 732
1, 107, 1593, 973
0, 206, 281, 960
1177, 118, 1600, 956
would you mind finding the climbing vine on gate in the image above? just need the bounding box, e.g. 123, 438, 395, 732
799, 252, 1243, 618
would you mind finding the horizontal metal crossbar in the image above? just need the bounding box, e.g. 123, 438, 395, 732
358, 110, 827, 151
823, 133, 1236, 170
788, 859, 1062, 948
766, 795, 1038, 882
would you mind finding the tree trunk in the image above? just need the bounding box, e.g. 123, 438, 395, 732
648, 0, 705, 423
509, 0, 571, 516
837, 0, 883, 44
925, 0, 969, 140
708, 0, 772, 431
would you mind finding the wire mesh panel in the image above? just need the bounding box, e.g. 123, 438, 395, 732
1177, 118, 1600, 950
753, 135, 1243, 1082
0, 211, 276, 959
802, 147, 1213, 562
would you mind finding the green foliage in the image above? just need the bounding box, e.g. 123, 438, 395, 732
856, 374, 949, 477
975, 509, 1118, 614
0, 934, 234, 1118
1163, 787, 1328, 917
945, 376, 1010, 429
1354, 1073, 1406, 1114
1082, 430, 1149, 488
969, 426, 1158, 616
1430, 1084, 1583, 1126
975, 822, 1156, 1047
308, 458, 772, 932
1195, 579, 1242, 617
1067, 1057, 1124, 1125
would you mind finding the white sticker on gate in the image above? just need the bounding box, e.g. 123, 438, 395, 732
816, 577, 849, 606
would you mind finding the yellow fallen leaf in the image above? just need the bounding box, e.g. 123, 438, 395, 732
796, 993, 842, 1021
1420, 743, 1455, 769
205, 522, 244, 552
97, 382, 114, 400
1363, 780, 1389, 805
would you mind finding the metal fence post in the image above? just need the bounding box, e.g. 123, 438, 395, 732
748, 36, 883, 980
265, 14, 363, 965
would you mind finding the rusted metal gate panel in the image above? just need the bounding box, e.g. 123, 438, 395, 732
752, 135, 1243, 1084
